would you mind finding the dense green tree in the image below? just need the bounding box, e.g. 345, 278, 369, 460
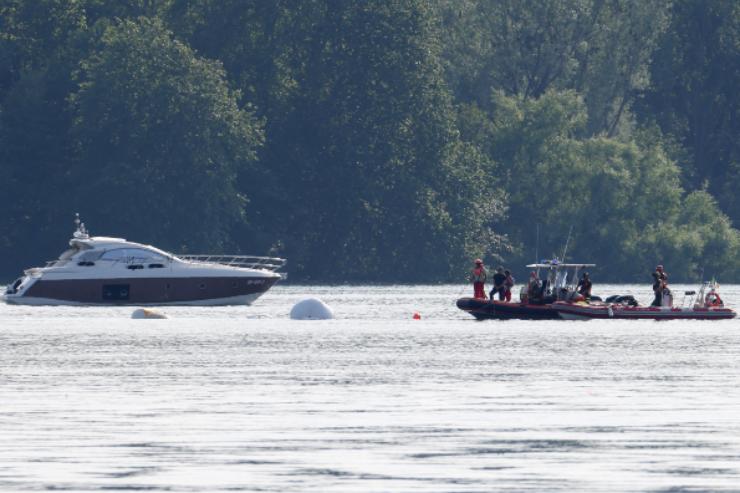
171, 0, 506, 281
166, 0, 326, 256
639, 0, 740, 222
70, 17, 263, 251
83, 0, 172, 24
0, 0, 738, 283
459, 90, 739, 281
437, 0, 670, 136
0, 0, 86, 96
0, 0, 88, 274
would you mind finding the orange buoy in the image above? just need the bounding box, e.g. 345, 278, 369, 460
412, 312, 421, 320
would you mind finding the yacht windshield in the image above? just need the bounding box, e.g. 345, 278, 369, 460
51, 243, 92, 266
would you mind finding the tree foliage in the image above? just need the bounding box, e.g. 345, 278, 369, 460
639, 0, 740, 219
0, 0, 738, 283
70, 17, 262, 251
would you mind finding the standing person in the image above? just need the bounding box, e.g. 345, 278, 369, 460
503, 270, 515, 302
651, 265, 669, 306
490, 266, 506, 301
527, 271, 542, 303
577, 272, 592, 299
704, 284, 723, 307
470, 259, 487, 299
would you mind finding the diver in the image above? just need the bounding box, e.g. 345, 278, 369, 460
490, 266, 506, 301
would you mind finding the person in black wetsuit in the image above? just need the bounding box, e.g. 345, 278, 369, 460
527, 271, 543, 303
577, 272, 592, 299
490, 266, 507, 301
651, 265, 669, 306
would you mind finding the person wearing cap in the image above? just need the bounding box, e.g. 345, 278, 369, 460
469, 259, 488, 299
705, 285, 723, 307
651, 265, 669, 306
490, 266, 506, 301
577, 272, 592, 299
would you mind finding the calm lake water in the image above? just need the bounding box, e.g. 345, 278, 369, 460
1, 284, 740, 492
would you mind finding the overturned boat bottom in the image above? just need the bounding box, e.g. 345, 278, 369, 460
552, 301, 736, 320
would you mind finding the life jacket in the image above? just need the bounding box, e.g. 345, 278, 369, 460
471, 267, 486, 283
705, 292, 723, 307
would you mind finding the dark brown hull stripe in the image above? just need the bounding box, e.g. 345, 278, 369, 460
21, 276, 278, 305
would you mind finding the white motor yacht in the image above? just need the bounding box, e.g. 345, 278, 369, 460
3, 215, 286, 306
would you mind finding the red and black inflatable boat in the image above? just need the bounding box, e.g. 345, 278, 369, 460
456, 297, 560, 320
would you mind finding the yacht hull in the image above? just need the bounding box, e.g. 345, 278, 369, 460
5, 276, 278, 306
3, 292, 265, 307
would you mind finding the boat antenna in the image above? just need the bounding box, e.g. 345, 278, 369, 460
561, 225, 573, 262
73, 213, 89, 239
535, 223, 539, 263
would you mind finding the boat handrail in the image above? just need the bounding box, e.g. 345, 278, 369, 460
45, 259, 69, 268
178, 254, 286, 271
43, 254, 287, 272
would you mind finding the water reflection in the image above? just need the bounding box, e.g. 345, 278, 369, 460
0, 285, 739, 491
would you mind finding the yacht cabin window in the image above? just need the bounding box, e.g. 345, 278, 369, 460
78, 250, 104, 262
100, 248, 167, 264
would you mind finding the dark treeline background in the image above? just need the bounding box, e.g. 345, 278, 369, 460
1, 0, 738, 283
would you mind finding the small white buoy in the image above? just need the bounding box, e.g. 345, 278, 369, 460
131, 308, 168, 319
290, 298, 334, 320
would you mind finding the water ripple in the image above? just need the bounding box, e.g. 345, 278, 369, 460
1, 284, 740, 492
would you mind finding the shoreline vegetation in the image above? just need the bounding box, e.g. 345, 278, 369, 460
1, 1, 738, 283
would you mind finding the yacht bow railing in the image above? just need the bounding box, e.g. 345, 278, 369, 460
178, 255, 286, 272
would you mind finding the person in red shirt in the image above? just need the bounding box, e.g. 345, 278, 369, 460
470, 259, 487, 299
651, 265, 669, 306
